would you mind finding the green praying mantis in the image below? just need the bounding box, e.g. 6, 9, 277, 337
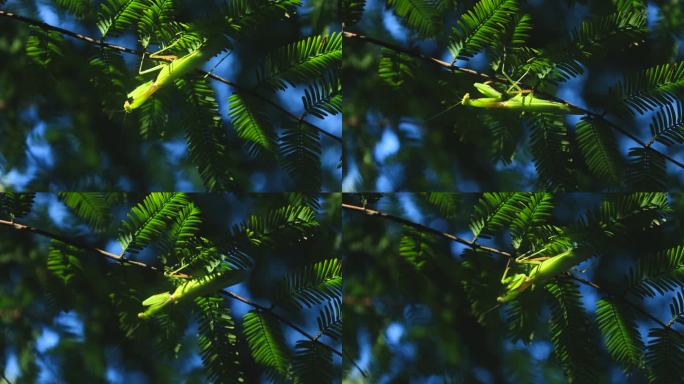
496, 246, 582, 303
138, 267, 248, 320
124, 37, 223, 113
461, 81, 583, 115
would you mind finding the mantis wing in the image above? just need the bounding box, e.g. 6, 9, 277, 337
142, 292, 172, 306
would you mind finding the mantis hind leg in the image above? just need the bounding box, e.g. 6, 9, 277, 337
504, 68, 531, 94
138, 38, 184, 75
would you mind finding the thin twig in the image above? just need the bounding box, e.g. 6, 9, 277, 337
342, 203, 513, 258
0, 218, 364, 376
569, 274, 683, 337
0, 10, 341, 142
0, 219, 178, 276
0, 10, 142, 55
343, 31, 684, 170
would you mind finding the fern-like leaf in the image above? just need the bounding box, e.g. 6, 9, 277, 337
628, 245, 684, 298
47, 240, 84, 285
609, 61, 684, 115
626, 147, 667, 190
316, 297, 341, 340
258, 32, 342, 91
292, 340, 334, 384
119, 192, 190, 254
0, 193, 36, 220
158, 202, 202, 256
528, 113, 576, 190
584, 192, 669, 237
386, 0, 442, 37
449, 0, 519, 60
279, 122, 322, 192
648, 99, 684, 146
339, 0, 366, 26
546, 279, 600, 384
470, 192, 523, 240
399, 226, 437, 270
195, 296, 245, 383
58, 192, 120, 231
137, 0, 175, 47
25, 27, 64, 66
378, 48, 417, 89
301, 74, 342, 119
54, 0, 93, 18
243, 310, 291, 379
645, 328, 684, 383
509, 193, 553, 250
670, 289, 684, 327
595, 298, 644, 372
420, 192, 461, 219
235, 204, 318, 247
97, 0, 147, 37
575, 118, 622, 185
138, 96, 168, 139
177, 78, 237, 191
225, 0, 302, 37
480, 113, 523, 165
228, 92, 276, 154
276, 259, 342, 309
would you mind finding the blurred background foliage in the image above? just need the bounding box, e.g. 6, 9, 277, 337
342, 0, 684, 191
0, 192, 343, 383
0, 0, 341, 192
343, 192, 684, 383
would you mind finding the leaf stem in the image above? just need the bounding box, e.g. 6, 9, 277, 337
342, 203, 513, 258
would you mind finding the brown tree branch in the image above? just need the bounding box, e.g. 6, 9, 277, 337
0, 9, 341, 143
0, 219, 176, 276
343, 31, 684, 170
342, 203, 513, 258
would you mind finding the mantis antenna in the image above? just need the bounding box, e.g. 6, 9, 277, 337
425, 99, 464, 122
203, 50, 233, 79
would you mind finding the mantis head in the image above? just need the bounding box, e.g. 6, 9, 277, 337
123, 80, 158, 113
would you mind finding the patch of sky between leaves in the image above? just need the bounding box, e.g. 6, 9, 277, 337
2, 107, 42, 191
374, 128, 400, 163
3, 354, 19, 382
382, 8, 409, 43
341, 162, 360, 192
